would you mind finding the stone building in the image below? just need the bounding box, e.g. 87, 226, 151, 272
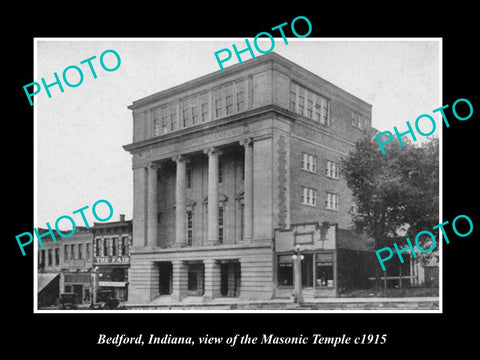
123, 52, 373, 304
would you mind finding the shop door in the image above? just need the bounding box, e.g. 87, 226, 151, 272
301, 254, 314, 288
73, 284, 83, 304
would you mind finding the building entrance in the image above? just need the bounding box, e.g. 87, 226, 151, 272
220, 261, 241, 297
158, 262, 172, 295
301, 253, 314, 288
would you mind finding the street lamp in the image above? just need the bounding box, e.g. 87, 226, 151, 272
91, 266, 99, 307
292, 244, 304, 305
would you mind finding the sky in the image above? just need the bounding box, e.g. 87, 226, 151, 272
35, 38, 440, 229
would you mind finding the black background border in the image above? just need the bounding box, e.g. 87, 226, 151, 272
6, 7, 478, 356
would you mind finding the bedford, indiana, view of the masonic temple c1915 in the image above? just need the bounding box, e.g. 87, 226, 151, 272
37, 52, 439, 311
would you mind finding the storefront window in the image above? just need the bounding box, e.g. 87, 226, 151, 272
277, 255, 293, 286
316, 253, 334, 288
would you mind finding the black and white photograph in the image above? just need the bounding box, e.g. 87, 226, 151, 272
34, 39, 441, 312
7, 9, 478, 357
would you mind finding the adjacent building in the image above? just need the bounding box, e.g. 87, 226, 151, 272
37, 226, 94, 307
37, 215, 133, 308
123, 52, 377, 304
91, 215, 133, 302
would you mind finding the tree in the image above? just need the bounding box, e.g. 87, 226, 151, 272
341, 136, 439, 262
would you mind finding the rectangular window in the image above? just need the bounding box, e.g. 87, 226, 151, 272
121, 237, 128, 256
235, 80, 245, 112
290, 88, 296, 111
64, 244, 69, 261
302, 152, 317, 173
218, 207, 224, 244
218, 161, 223, 184
70, 244, 75, 260
186, 211, 193, 246
103, 238, 109, 256
55, 248, 60, 266
170, 105, 177, 132
214, 80, 247, 119
78, 244, 83, 260
95, 239, 101, 257
226, 84, 234, 115
316, 253, 334, 288
291, 82, 330, 126
301, 186, 317, 206
326, 192, 339, 210
40, 250, 45, 267
325, 160, 339, 179
240, 204, 245, 241
86, 243, 91, 260
186, 165, 192, 189
215, 88, 223, 118
322, 98, 330, 125
277, 255, 294, 286
112, 238, 117, 256
200, 92, 209, 122
153, 108, 161, 136
201, 103, 209, 122
352, 111, 365, 130
307, 99, 313, 119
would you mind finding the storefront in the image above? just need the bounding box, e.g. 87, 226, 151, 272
62, 270, 93, 304
274, 222, 375, 298
94, 255, 129, 301
91, 215, 132, 302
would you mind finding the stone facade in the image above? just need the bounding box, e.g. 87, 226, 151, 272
123, 52, 372, 304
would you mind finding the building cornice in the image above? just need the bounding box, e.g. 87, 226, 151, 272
127, 52, 372, 112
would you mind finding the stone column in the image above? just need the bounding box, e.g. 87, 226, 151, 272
171, 260, 188, 302
240, 138, 253, 242
173, 155, 188, 247
204, 147, 221, 245
147, 163, 158, 247
203, 258, 221, 301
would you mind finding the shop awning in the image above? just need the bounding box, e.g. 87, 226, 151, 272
37, 273, 60, 293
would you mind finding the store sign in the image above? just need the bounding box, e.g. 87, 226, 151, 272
94, 255, 129, 264
98, 281, 126, 287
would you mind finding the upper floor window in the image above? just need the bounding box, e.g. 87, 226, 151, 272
186, 164, 193, 189
55, 248, 60, 265
326, 192, 339, 211
302, 152, 317, 173
352, 111, 366, 130
218, 207, 225, 243
213, 79, 247, 120
121, 236, 129, 256
153, 102, 177, 136
181, 91, 208, 129
95, 238, 101, 257
186, 211, 193, 246
301, 186, 317, 206
325, 160, 340, 179
290, 82, 330, 126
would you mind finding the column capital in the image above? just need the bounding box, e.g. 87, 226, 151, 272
203, 147, 222, 157
171, 154, 190, 163
148, 162, 161, 170
239, 137, 253, 147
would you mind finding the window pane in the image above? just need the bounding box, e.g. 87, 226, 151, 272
316, 262, 334, 287
278, 260, 293, 286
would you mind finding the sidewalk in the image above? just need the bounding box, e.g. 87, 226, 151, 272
126, 295, 440, 311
